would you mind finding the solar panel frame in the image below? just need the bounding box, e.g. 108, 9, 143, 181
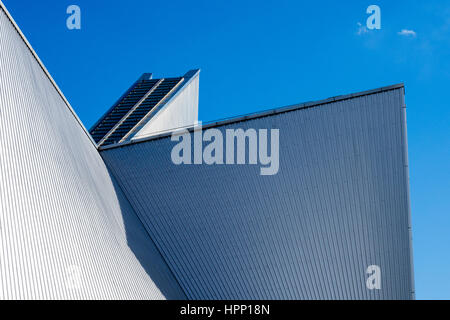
101, 77, 184, 146
90, 79, 158, 143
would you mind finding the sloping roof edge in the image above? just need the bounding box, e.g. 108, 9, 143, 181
0, 1, 97, 147
99, 83, 405, 151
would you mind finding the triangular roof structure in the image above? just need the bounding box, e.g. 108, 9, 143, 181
90, 70, 200, 147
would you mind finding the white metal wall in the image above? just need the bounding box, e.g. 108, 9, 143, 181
101, 88, 414, 300
0, 4, 185, 300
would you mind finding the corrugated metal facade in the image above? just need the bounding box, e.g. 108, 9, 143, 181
0, 4, 185, 299
101, 88, 414, 299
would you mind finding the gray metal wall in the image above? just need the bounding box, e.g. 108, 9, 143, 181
0, 4, 185, 299
101, 88, 414, 299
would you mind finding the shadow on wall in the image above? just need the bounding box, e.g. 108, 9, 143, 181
107, 171, 187, 300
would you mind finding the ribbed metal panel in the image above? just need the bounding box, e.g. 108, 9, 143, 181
101, 88, 414, 299
0, 5, 185, 299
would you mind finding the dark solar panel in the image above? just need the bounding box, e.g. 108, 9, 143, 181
101, 77, 182, 146
90, 79, 158, 143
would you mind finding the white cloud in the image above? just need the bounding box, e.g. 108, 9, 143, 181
357, 22, 368, 35
398, 29, 417, 37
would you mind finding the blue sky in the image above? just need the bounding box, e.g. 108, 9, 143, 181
3, 0, 449, 299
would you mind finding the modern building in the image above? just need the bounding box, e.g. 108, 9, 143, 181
0, 1, 414, 299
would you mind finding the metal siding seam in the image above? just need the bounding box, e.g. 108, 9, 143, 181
360, 94, 380, 300
299, 108, 333, 299
400, 88, 415, 299
337, 99, 364, 299
386, 91, 402, 299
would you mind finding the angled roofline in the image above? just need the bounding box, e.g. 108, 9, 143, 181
124, 69, 201, 141
99, 83, 405, 151
89, 73, 153, 133
0, 1, 97, 147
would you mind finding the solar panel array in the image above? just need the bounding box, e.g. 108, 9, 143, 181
90, 79, 158, 143
90, 77, 183, 147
